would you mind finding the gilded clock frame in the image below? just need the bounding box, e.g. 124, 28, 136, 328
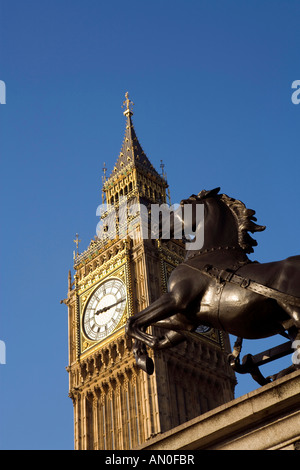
76, 249, 133, 357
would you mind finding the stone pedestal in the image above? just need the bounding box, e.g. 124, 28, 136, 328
136, 369, 300, 450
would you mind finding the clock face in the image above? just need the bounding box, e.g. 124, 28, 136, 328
83, 278, 127, 341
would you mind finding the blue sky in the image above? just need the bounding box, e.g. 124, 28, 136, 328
0, 0, 299, 450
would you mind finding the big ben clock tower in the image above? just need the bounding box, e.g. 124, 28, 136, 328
64, 93, 235, 450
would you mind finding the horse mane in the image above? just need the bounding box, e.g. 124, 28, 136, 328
198, 188, 266, 253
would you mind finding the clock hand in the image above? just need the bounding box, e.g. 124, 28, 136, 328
95, 298, 126, 315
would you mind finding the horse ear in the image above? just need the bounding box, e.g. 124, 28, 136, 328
209, 187, 221, 195
198, 187, 220, 198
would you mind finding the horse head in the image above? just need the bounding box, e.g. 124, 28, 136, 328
179, 187, 266, 255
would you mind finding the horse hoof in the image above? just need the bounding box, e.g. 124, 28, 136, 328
135, 354, 154, 375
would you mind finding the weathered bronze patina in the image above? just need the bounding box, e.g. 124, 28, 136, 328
125, 188, 300, 384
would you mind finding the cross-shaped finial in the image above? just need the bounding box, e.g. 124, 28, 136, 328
122, 92, 134, 116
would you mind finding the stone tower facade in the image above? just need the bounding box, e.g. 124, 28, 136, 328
64, 93, 235, 450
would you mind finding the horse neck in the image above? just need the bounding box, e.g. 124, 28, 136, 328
184, 198, 242, 260
202, 198, 240, 251
185, 245, 250, 268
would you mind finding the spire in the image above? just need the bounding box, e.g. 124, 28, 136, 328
108, 92, 162, 180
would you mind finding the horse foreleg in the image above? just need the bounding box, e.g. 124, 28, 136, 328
132, 340, 155, 375
154, 330, 187, 350
131, 326, 187, 374
126, 292, 178, 348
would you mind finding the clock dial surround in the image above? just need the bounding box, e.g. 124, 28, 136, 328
82, 278, 127, 341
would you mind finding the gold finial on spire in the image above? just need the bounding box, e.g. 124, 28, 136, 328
73, 233, 81, 260
122, 91, 134, 116
160, 160, 171, 204
160, 160, 166, 179
102, 162, 107, 182
102, 162, 107, 204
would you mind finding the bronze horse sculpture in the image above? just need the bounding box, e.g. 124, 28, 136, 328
125, 188, 300, 384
